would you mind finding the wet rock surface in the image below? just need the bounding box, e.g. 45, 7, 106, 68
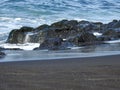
38, 38, 64, 50
7, 26, 34, 44
6, 19, 120, 50
0, 51, 6, 58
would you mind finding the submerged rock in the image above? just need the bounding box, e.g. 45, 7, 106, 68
0, 51, 6, 58
0, 47, 23, 51
0, 47, 6, 50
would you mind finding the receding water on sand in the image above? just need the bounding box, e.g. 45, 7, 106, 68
1, 43, 120, 62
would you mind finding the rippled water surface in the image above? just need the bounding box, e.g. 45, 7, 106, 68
0, 0, 120, 33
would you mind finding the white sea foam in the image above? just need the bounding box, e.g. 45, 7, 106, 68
63, 39, 67, 41
104, 39, 120, 44
0, 17, 47, 33
69, 46, 82, 50
0, 32, 8, 43
0, 43, 40, 50
14, 18, 22, 21
93, 32, 102, 36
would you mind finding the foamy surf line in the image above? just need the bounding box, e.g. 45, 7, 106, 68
104, 39, 120, 44
0, 43, 40, 50
1, 51, 120, 63
0, 16, 48, 33
1, 39, 120, 50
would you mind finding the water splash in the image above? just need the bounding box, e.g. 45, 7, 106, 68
0, 43, 40, 50
24, 32, 38, 43
24, 33, 30, 43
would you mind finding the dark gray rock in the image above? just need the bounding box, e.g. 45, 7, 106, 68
51, 20, 78, 29
104, 20, 120, 29
7, 26, 34, 44
77, 20, 104, 33
36, 24, 49, 31
77, 21, 92, 30
38, 38, 64, 50
37, 38, 75, 50
68, 32, 97, 46
102, 29, 119, 40
0, 47, 23, 51
106, 20, 118, 28
0, 51, 6, 58
113, 20, 120, 28
47, 20, 79, 39
0, 47, 6, 50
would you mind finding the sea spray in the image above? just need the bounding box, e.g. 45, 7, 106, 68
24, 32, 39, 43
24, 33, 30, 43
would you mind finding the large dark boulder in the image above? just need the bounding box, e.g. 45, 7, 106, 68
92, 22, 103, 31
106, 20, 120, 28
51, 20, 78, 29
33, 20, 79, 41
38, 38, 63, 50
113, 20, 120, 28
68, 32, 97, 46
77, 20, 104, 33
101, 29, 119, 40
47, 20, 79, 39
7, 26, 34, 44
103, 29, 118, 36
7, 29, 25, 44
77, 21, 92, 30
106, 20, 118, 28
37, 38, 73, 50
35, 24, 49, 31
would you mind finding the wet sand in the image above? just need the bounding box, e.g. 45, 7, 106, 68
0, 55, 120, 90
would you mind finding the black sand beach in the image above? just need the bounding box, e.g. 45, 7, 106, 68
0, 55, 120, 90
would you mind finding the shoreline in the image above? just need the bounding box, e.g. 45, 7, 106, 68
0, 53, 120, 63
0, 54, 120, 90
0, 50, 120, 63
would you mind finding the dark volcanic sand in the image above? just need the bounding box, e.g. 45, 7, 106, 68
0, 55, 120, 90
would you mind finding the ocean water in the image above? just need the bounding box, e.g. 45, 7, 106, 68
0, 0, 120, 62
0, 0, 120, 34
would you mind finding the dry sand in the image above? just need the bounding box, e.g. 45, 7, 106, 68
0, 55, 120, 90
